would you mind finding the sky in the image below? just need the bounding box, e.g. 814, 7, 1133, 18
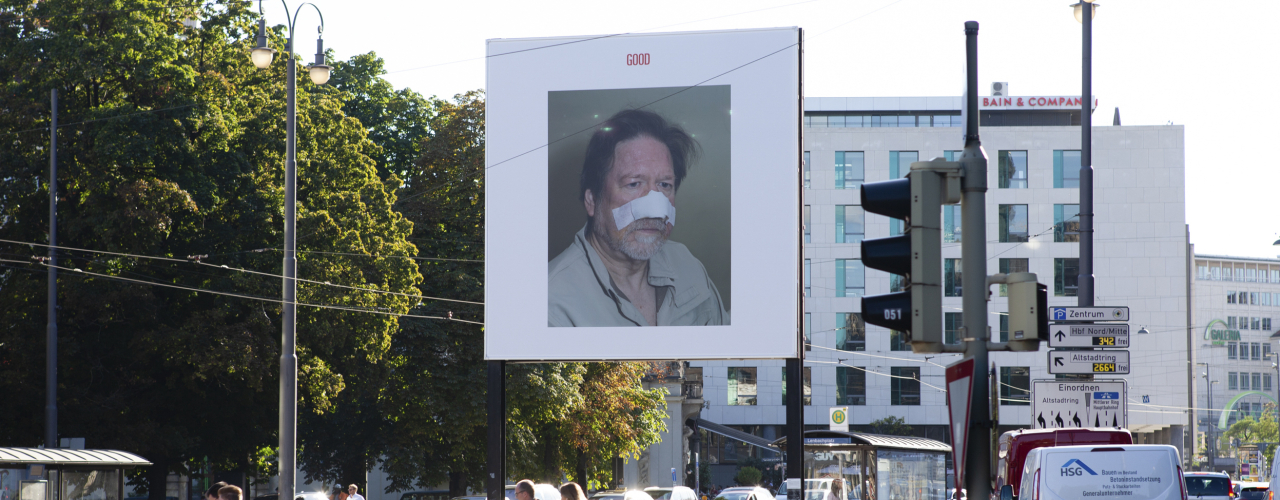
272, 0, 1280, 259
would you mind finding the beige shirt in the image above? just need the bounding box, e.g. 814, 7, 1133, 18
548, 225, 728, 327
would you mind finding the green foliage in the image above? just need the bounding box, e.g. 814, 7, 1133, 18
0, 0, 418, 496
1221, 407, 1278, 457
870, 416, 913, 436
734, 466, 762, 486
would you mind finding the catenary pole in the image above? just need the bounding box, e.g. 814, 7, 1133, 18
280, 29, 298, 500
46, 88, 58, 449
959, 21, 992, 500
1078, 2, 1094, 308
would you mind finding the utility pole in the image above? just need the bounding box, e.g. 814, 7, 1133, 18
959, 21, 992, 500
46, 88, 58, 449
1078, 0, 1095, 308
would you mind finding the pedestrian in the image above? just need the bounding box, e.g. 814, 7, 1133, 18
348, 485, 365, 500
218, 485, 243, 500
514, 480, 537, 500
334, 487, 347, 500
206, 482, 229, 500
559, 483, 586, 500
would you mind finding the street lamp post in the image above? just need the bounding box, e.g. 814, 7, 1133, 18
250, 2, 331, 498
1072, 0, 1098, 307
1198, 362, 1217, 471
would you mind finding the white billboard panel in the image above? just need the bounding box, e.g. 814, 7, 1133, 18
485, 28, 801, 360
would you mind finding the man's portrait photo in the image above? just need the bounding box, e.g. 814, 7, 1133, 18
546, 86, 731, 327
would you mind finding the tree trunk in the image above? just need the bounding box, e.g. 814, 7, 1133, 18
574, 451, 588, 489
147, 460, 170, 500
449, 472, 467, 498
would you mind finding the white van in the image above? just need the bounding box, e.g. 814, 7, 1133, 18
1001, 444, 1187, 500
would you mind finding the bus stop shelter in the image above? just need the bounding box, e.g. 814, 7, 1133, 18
0, 448, 152, 500
772, 430, 951, 500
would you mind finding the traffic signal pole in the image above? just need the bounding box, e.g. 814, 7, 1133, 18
959, 21, 993, 500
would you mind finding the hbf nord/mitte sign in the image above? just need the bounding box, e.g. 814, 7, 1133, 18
1204, 318, 1242, 346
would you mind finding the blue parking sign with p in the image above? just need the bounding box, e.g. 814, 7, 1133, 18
1052, 308, 1067, 320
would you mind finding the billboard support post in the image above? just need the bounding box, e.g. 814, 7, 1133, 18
487, 361, 506, 500
959, 20, 993, 500
786, 357, 804, 500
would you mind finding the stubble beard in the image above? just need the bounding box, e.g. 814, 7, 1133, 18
592, 216, 670, 261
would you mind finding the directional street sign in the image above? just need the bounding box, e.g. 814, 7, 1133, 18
1031, 379, 1127, 429
1048, 324, 1130, 348
1048, 350, 1131, 374
1049, 306, 1129, 322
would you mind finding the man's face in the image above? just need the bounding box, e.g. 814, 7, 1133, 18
586, 135, 676, 261
516, 490, 534, 500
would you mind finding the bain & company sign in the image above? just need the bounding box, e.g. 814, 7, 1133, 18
1204, 319, 1241, 345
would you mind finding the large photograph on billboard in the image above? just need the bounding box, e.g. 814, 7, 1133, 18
487, 28, 800, 360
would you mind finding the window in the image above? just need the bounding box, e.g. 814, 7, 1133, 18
1229, 372, 1238, 391
1265, 318, 1273, 330
1228, 291, 1237, 304
1248, 269, 1258, 282
1213, 267, 1221, 280
1054, 204, 1081, 242
782, 367, 812, 406
1273, 270, 1280, 283
1252, 293, 1260, 306
1054, 150, 1081, 188
804, 313, 812, 351
804, 151, 811, 188
999, 204, 1029, 242
945, 312, 963, 345
835, 205, 865, 243
1253, 373, 1262, 391
998, 151, 1028, 189
1240, 292, 1248, 304
889, 151, 919, 179
804, 259, 811, 297
837, 313, 866, 352
1055, 258, 1080, 296
999, 258, 1029, 297
943, 205, 962, 243
1198, 265, 1209, 280
1265, 343, 1273, 359
1252, 342, 1262, 360
804, 205, 811, 243
890, 367, 921, 405
944, 150, 962, 161
890, 330, 910, 351
835, 259, 864, 297
835, 152, 865, 189
944, 259, 963, 297
1228, 342, 1238, 360
836, 366, 866, 405
1253, 317, 1262, 330
1264, 294, 1273, 307
1228, 317, 1237, 329
1000, 367, 1031, 406
890, 274, 907, 293
727, 367, 758, 405
1267, 374, 1274, 393
999, 314, 1010, 343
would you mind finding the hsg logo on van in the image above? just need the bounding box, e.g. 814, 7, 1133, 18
1060, 459, 1098, 476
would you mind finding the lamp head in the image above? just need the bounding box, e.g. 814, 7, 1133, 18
1072, 1, 1099, 23
1137, 326, 1150, 335
251, 18, 275, 69
308, 34, 330, 85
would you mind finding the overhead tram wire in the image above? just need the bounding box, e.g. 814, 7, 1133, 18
0, 238, 483, 306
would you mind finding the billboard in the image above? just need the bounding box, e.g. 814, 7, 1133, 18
485, 27, 801, 360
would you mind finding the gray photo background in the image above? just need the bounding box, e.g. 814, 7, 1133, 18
547, 85, 732, 311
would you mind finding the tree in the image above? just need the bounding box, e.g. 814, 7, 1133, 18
0, 1, 420, 497
734, 466, 762, 487
869, 416, 913, 436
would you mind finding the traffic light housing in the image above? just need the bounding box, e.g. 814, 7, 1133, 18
860, 161, 959, 353
1006, 272, 1048, 351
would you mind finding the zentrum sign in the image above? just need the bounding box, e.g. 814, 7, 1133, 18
980, 96, 1098, 111
1204, 318, 1241, 345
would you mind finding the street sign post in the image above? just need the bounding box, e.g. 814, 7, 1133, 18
1031, 379, 1126, 429
1047, 350, 1131, 374
1047, 324, 1130, 348
945, 357, 975, 494
1049, 306, 1129, 322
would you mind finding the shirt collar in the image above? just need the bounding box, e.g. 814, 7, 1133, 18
574, 224, 706, 309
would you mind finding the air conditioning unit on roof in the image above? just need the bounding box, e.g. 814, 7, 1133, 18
991, 82, 1009, 96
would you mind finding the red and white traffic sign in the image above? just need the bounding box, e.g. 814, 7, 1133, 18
945, 357, 975, 492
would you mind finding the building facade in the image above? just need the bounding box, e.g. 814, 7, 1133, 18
687, 93, 1191, 479
1191, 254, 1280, 468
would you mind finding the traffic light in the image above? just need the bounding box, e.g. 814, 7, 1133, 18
860, 159, 960, 353
1006, 272, 1048, 351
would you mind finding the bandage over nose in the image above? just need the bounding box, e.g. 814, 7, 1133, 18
611, 190, 676, 231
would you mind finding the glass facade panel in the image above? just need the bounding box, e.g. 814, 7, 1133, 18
837, 313, 866, 352
804, 259, 811, 297
999, 258, 1029, 297
804, 151, 810, 188
782, 367, 812, 405
943, 205, 962, 243
1054, 150, 1082, 188
889, 151, 919, 179
836, 205, 865, 243
836, 366, 867, 405
1000, 366, 1031, 406
944, 258, 963, 297
945, 312, 963, 345
804, 205, 811, 243
1000, 314, 1010, 343
998, 151, 1029, 189
891, 367, 921, 405
836, 151, 865, 189
727, 367, 758, 405
999, 204, 1030, 242
1054, 204, 1081, 242
1055, 258, 1080, 296
890, 330, 910, 351
836, 259, 865, 297
63, 471, 122, 500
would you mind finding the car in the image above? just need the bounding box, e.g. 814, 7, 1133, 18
1236, 482, 1268, 500
590, 490, 642, 500
1009, 444, 1187, 500
533, 485, 563, 500
1185, 472, 1233, 500
714, 486, 775, 500
297, 492, 331, 500
401, 491, 452, 500
643, 487, 698, 500
778, 479, 832, 500
453, 496, 487, 500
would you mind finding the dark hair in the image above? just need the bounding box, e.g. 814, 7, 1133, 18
579, 108, 699, 201
217, 485, 243, 500
515, 480, 536, 497
206, 482, 229, 499
559, 483, 585, 500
